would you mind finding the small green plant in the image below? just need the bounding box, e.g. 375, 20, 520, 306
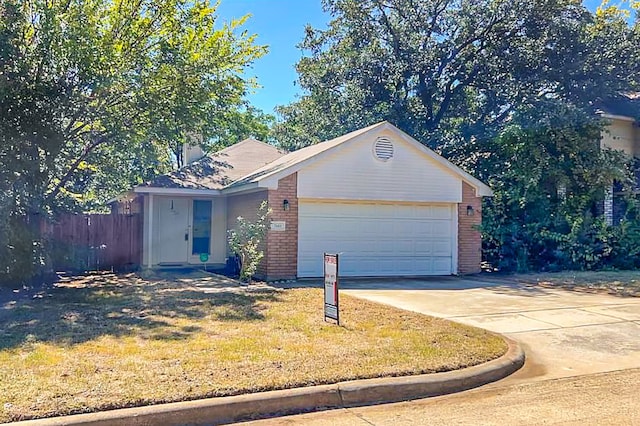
227, 201, 271, 283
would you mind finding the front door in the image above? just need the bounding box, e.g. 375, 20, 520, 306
191, 200, 212, 258
157, 197, 190, 264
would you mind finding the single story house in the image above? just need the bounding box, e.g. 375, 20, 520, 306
120, 122, 493, 280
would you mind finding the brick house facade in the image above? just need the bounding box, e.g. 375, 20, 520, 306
458, 182, 483, 274
134, 122, 492, 280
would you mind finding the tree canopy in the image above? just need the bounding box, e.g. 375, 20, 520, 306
274, 0, 640, 272
0, 0, 266, 213
274, 0, 639, 153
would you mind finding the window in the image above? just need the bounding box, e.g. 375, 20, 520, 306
192, 200, 212, 255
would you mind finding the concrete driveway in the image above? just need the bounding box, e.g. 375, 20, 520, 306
339, 276, 640, 382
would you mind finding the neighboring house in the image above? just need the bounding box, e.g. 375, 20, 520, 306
116, 122, 493, 280
595, 93, 640, 224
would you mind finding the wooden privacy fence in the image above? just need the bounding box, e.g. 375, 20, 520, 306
42, 213, 143, 272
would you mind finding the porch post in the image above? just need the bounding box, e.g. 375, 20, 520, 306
147, 194, 154, 266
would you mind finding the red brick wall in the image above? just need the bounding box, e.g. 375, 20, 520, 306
226, 191, 268, 276
458, 182, 482, 274
265, 173, 298, 280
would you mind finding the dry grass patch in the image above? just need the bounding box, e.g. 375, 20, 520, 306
508, 271, 640, 297
0, 272, 506, 422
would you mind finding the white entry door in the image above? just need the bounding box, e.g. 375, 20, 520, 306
297, 201, 456, 277
156, 197, 190, 264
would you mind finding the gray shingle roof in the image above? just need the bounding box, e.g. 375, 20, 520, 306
138, 138, 286, 190
136, 122, 493, 197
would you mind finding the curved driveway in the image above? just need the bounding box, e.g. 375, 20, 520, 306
340, 276, 640, 382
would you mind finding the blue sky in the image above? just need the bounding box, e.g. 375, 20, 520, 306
215, 0, 627, 115
215, 0, 329, 115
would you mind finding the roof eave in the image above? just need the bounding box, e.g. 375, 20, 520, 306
472, 184, 493, 197
599, 112, 636, 123
221, 121, 494, 198
133, 187, 222, 196
221, 182, 261, 195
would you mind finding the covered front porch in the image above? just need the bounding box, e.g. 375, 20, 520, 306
140, 191, 228, 269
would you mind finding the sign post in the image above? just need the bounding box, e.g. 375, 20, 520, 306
323, 253, 339, 325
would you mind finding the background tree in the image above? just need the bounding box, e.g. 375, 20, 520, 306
0, 0, 266, 283
274, 0, 638, 153
1, 0, 266, 212
480, 103, 633, 271
274, 0, 640, 271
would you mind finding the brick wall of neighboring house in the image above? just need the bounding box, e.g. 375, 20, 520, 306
458, 182, 482, 274
226, 190, 268, 276
265, 173, 298, 280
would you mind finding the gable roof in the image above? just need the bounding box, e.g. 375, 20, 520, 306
134, 122, 492, 197
137, 138, 286, 191
227, 121, 493, 197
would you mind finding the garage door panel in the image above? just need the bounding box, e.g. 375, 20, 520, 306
433, 257, 454, 274
394, 239, 414, 255
433, 240, 452, 253
433, 225, 452, 238
298, 202, 455, 277
414, 241, 433, 256
389, 258, 415, 274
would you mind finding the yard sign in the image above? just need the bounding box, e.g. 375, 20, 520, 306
323, 253, 340, 324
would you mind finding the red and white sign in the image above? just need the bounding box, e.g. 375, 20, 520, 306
324, 253, 339, 323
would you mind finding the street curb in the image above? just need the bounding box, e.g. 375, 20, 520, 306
9, 338, 524, 426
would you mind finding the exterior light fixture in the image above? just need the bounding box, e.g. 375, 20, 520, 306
283, 199, 290, 211
466, 205, 475, 216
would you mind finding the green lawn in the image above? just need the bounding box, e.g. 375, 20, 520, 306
0, 271, 506, 422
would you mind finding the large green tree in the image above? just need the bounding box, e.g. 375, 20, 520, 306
274, 0, 640, 271
0, 0, 265, 282
274, 0, 638, 153
0, 0, 265, 213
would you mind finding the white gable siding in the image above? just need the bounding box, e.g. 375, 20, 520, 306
297, 130, 462, 203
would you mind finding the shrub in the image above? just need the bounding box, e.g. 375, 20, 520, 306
227, 201, 271, 282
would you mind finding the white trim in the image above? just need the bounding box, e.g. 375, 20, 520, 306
147, 194, 154, 267
134, 187, 221, 196
452, 204, 459, 275
599, 113, 636, 123
220, 182, 261, 195
298, 197, 456, 206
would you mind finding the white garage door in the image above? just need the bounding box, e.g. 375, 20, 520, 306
298, 201, 456, 277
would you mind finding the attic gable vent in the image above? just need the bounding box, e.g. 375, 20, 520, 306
373, 137, 394, 161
